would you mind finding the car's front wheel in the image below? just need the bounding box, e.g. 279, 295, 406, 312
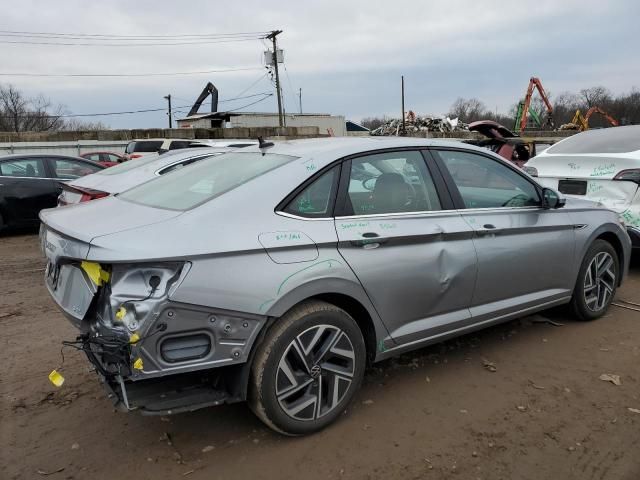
248, 301, 366, 435
570, 239, 619, 321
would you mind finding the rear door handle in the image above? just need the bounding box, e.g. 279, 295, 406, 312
350, 232, 387, 248
476, 224, 498, 236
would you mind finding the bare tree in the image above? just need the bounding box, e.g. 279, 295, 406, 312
579, 86, 612, 109
447, 97, 490, 123
0, 83, 108, 132
360, 116, 387, 130
61, 118, 108, 131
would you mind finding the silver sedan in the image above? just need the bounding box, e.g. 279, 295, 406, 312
40, 137, 631, 435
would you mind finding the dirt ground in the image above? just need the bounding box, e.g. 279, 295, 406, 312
1, 233, 639, 480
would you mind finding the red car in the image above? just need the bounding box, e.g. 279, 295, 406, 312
80, 151, 126, 167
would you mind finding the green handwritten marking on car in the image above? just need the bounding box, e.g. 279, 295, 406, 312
587, 182, 604, 194
340, 222, 370, 230
306, 164, 317, 172
379, 223, 397, 229
377, 339, 387, 353
568, 163, 581, 170
276, 258, 342, 296
621, 209, 640, 227
275, 232, 302, 241
589, 164, 617, 177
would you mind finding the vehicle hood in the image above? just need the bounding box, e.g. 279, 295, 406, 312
526, 153, 639, 180
40, 196, 182, 244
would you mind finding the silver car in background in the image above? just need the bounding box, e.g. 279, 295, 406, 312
57, 147, 233, 205
40, 137, 631, 435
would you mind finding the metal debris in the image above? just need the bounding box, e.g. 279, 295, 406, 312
482, 358, 497, 372
370, 111, 469, 136
599, 373, 622, 386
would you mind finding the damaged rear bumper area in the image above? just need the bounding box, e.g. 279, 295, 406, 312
43, 237, 266, 414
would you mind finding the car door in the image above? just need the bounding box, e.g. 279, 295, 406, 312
431, 148, 576, 321
334, 149, 478, 347
0, 156, 56, 226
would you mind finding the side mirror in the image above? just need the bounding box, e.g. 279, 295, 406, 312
542, 188, 565, 209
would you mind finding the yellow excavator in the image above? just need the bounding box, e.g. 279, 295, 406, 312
562, 107, 619, 131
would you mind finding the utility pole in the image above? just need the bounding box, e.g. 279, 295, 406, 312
299, 87, 302, 114
164, 94, 172, 128
401, 76, 405, 135
266, 30, 284, 127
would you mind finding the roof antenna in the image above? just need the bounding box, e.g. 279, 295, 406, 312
258, 136, 274, 155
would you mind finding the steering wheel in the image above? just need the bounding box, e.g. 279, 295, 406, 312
502, 193, 530, 207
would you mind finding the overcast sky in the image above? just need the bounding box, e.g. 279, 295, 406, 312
0, 0, 638, 128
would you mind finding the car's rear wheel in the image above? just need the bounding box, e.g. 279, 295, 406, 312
570, 240, 619, 321
248, 300, 366, 435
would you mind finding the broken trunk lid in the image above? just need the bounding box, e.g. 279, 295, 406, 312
468, 120, 517, 140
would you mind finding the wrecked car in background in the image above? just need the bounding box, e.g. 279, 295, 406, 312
467, 120, 540, 167
40, 137, 630, 435
524, 125, 640, 249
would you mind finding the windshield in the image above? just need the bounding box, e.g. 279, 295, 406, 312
547, 126, 640, 154
125, 140, 163, 154
119, 152, 297, 210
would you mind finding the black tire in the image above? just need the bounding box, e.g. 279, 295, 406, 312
248, 300, 366, 435
570, 239, 619, 321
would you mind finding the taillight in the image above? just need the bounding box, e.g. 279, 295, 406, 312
59, 184, 109, 205
613, 169, 640, 184
129, 154, 143, 159
523, 166, 538, 177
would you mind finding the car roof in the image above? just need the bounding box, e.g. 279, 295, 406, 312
0, 153, 94, 161
238, 136, 479, 159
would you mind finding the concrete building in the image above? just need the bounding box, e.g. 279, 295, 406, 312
177, 111, 347, 136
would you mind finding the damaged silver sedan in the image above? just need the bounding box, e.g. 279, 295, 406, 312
40, 137, 631, 435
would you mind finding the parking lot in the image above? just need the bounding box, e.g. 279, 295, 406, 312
0, 233, 637, 480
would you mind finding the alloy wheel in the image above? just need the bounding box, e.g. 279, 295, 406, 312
275, 324, 356, 421
583, 252, 616, 312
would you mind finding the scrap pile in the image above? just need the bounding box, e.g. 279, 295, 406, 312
370, 111, 469, 136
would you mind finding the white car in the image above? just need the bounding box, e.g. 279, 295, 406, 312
524, 125, 640, 249
123, 138, 215, 160
58, 147, 232, 205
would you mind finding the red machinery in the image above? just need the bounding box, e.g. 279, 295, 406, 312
516, 77, 554, 133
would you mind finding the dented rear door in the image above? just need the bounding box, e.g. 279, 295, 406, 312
334, 150, 477, 346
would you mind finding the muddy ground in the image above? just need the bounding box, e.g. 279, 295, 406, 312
1, 233, 639, 480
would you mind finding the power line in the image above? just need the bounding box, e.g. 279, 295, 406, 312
225, 94, 274, 112
231, 72, 269, 99
0, 30, 271, 39
0, 93, 274, 118
0, 37, 264, 47
0, 67, 262, 77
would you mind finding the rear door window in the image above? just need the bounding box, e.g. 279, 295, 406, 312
435, 150, 540, 208
344, 151, 441, 215
52, 158, 102, 179
0, 158, 46, 177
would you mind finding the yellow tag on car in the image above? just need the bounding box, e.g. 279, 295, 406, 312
133, 358, 144, 370
48, 370, 65, 387
129, 333, 140, 344
80, 261, 110, 286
